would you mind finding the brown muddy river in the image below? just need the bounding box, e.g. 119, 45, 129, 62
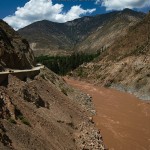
65, 77, 150, 150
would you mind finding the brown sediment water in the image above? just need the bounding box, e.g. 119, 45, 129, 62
64, 77, 150, 150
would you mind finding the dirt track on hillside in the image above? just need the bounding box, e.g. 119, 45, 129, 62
65, 77, 150, 150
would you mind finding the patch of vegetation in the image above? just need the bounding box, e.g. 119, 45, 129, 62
15, 107, 31, 127
35, 52, 100, 75
96, 75, 101, 79
76, 67, 88, 78
18, 115, 31, 126
8, 118, 17, 124
66, 122, 74, 128
61, 88, 67, 96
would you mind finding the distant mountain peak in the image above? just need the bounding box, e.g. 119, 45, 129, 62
122, 8, 145, 16
123, 8, 134, 12
18, 9, 145, 56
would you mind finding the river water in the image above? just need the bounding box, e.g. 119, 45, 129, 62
65, 77, 150, 150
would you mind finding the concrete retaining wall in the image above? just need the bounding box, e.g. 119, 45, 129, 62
0, 69, 40, 85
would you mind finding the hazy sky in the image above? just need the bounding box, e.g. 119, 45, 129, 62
1, 0, 150, 30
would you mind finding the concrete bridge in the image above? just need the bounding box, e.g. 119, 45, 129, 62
0, 65, 44, 85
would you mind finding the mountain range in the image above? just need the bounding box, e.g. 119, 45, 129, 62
18, 8, 145, 56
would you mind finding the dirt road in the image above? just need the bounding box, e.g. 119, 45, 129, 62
65, 77, 150, 150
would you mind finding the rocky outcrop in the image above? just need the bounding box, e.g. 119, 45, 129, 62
0, 20, 35, 71
71, 13, 150, 100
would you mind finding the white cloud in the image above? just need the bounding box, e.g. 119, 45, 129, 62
96, 0, 150, 11
3, 0, 96, 30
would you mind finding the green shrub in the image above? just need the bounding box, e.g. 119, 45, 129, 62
8, 118, 17, 124
21, 118, 31, 126
61, 88, 67, 96
18, 115, 31, 127
35, 52, 100, 75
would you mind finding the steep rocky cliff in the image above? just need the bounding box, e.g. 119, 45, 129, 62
0, 20, 35, 70
71, 13, 150, 100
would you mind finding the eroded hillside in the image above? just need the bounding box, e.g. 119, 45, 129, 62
18, 9, 145, 56
74, 9, 145, 53
0, 68, 105, 150
71, 13, 150, 100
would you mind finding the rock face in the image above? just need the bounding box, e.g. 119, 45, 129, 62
0, 68, 105, 150
18, 9, 145, 56
71, 13, 150, 100
0, 20, 35, 71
